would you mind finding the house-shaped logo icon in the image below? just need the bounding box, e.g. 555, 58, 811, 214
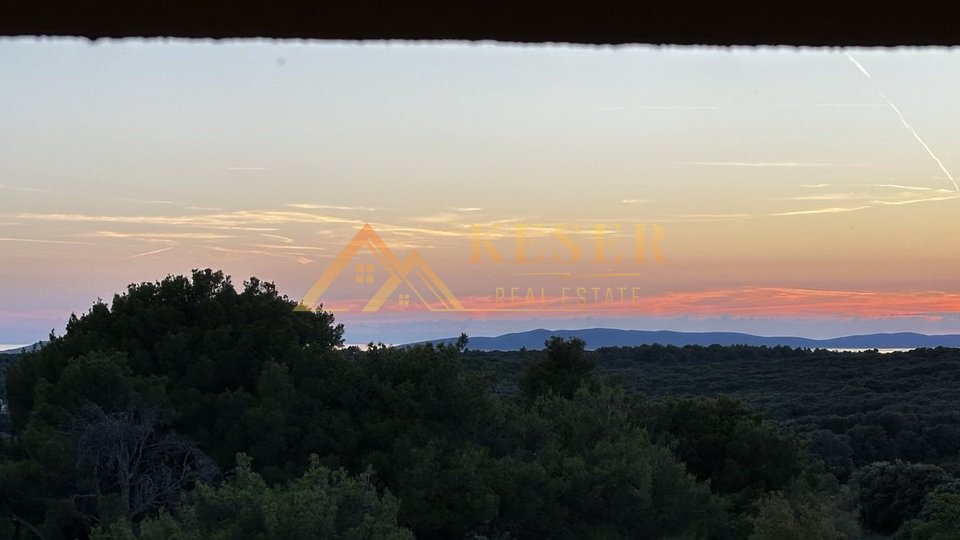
296, 224, 464, 312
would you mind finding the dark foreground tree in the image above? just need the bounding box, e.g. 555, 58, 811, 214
93, 454, 413, 540
6, 269, 343, 472
72, 403, 217, 524
0, 269, 875, 539
519, 336, 593, 402
853, 460, 948, 534
906, 491, 960, 540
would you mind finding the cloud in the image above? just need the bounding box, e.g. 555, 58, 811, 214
225, 166, 268, 171
872, 193, 960, 206
780, 193, 865, 201
672, 213, 752, 221
620, 198, 650, 204
808, 103, 887, 108
369, 224, 464, 238
428, 287, 960, 319
859, 183, 942, 192
113, 197, 181, 206
249, 244, 327, 251
260, 234, 294, 243
0, 183, 59, 194
634, 287, 960, 318
775, 185, 959, 215
599, 105, 721, 111
679, 161, 867, 168
130, 247, 173, 258
0, 237, 89, 245
771, 206, 871, 216
91, 231, 234, 241
286, 203, 378, 212
1, 210, 362, 228
410, 212, 461, 224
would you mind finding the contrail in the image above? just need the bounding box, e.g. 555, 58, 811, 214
845, 52, 959, 192
846, 54, 872, 79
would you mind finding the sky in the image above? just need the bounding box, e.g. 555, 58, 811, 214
2, 38, 960, 345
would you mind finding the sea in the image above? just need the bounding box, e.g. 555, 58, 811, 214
826, 348, 916, 354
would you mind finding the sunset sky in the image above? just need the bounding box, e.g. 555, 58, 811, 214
2, 39, 960, 345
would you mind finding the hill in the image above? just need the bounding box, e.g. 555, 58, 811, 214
421, 328, 960, 350
0, 341, 46, 355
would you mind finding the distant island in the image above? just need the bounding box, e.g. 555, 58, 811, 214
420, 328, 960, 351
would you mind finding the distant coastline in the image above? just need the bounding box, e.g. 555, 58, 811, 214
826, 348, 916, 354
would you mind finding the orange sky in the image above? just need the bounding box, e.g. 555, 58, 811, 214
2, 40, 960, 344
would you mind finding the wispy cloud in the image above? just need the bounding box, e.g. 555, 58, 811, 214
410, 212, 461, 224
113, 197, 181, 206
776, 183, 959, 215
211, 246, 274, 257
674, 213, 752, 221
873, 193, 960, 206
225, 166, 268, 171
771, 206, 871, 217
261, 233, 294, 243
679, 161, 866, 168
370, 224, 464, 238
249, 244, 326, 251
91, 231, 233, 241
634, 287, 960, 318
0, 183, 59, 194
210, 245, 328, 263
599, 105, 721, 111
2, 210, 362, 228
130, 247, 173, 258
396, 287, 960, 318
859, 183, 943, 192
0, 237, 88, 245
809, 103, 887, 108
780, 193, 865, 201
286, 203, 378, 212
620, 198, 650, 204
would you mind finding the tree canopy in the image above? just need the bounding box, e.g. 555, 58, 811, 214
2, 269, 960, 539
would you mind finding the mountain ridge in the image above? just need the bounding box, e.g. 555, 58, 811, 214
417, 328, 960, 351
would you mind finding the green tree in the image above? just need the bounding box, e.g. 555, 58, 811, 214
638, 396, 804, 496
519, 336, 593, 402
95, 454, 413, 540
749, 492, 845, 540
907, 492, 960, 540
853, 460, 948, 534
510, 385, 720, 539
5, 269, 343, 476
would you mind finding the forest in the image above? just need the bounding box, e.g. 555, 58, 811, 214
2, 269, 960, 539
